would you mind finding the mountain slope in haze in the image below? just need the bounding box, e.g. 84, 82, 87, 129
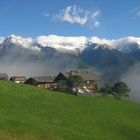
80, 43, 140, 81
0, 35, 140, 81
81, 43, 136, 72
0, 35, 88, 76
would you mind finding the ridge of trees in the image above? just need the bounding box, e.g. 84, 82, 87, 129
100, 81, 130, 99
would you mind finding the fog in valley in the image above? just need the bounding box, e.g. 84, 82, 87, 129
0, 47, 79, 77
0, 44, 140, 103
121, 63, 140, 102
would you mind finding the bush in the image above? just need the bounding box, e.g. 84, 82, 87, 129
112, 81, 130, 100
100, 81, 130, 100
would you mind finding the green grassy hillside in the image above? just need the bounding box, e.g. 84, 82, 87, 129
0, 81, 139, 140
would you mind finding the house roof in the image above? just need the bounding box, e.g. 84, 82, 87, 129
10, 76, 27, 81
0, 73, 8, 79
31, 76, 56, 83
62, 70, 100, 81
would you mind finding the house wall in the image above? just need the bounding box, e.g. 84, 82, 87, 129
25, 78, 37, 86
37, 82, 58, 89
14, 80, 26, 84
82, 80, 96, 92
55, 73, 69, 90
55, 73, 97, 94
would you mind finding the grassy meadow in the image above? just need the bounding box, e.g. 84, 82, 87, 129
0, 81, 139, 140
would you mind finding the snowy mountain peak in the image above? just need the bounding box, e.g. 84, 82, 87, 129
35, 35, 88, 52
5, 35, 33, 48
0, 37, 5, 44
89, 36, 140, 52
0, 34, 140, 54
0, 35, 41, 51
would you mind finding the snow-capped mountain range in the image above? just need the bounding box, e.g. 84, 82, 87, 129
0, 34, 140, 54
0, 34, 140, 80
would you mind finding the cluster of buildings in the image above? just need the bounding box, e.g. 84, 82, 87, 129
0, 70, 100, 95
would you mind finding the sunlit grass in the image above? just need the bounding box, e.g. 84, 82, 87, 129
0, 80, 139, 140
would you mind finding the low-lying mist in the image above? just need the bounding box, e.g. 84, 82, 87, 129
0, 47, 80, 77
121, 63, 140, 102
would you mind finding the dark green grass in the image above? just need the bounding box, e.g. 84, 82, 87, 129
0, 80, 139, 140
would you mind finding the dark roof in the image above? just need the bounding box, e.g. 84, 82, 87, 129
31, 76, 56, 83
0, 73, 8, 79
10, 76, 27, 81
62, 70, 100, 81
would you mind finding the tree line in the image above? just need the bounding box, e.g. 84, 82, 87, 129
67, 75, 130, 99
100, 81, 130, 99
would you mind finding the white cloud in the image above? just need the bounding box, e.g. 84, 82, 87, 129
53, 5, 101, 27
90, 36, 112, 45
91, 10, 100, 18
93, 21, 100, 28
136, 10, 140, 17
36, 35, 140, 53
129, 7, 140, 18
113, 37, 140, 48
90, 36, 140, 49
42, 10, 50, 17
1, 34, 140, 54
36, 35, 87, 52
53, 5, 88, 25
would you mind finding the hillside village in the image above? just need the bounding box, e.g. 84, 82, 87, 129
0, 70, 100, 95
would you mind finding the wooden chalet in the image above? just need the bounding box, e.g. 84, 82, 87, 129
25, 76, 58, 89
9, 76, 27, 83
55, 70, 100, 95
0, 73, 8, 80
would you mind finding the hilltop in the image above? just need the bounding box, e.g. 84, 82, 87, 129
0, 80, 139, 140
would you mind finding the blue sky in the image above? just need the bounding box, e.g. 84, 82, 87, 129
0, 0, 140, 38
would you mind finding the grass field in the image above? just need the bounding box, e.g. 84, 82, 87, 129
0, 80, 139, 140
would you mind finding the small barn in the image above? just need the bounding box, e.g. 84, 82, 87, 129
0, 73, 8, 80
9, 76, 27, 83
25, 76, 58, 89
55, 70, 100, 95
